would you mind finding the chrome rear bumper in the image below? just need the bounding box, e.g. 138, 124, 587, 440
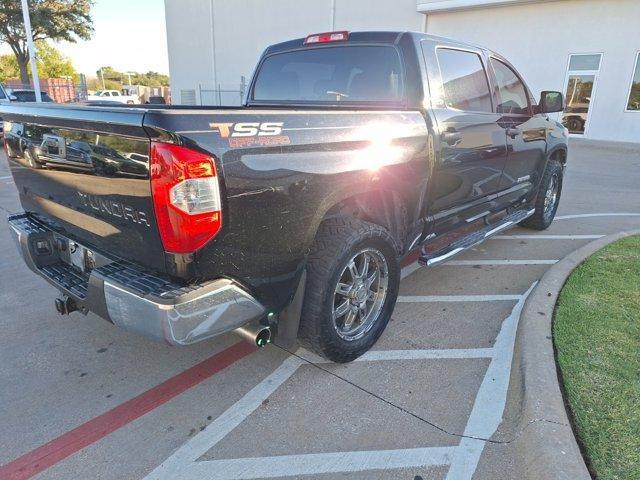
8, 212, 266, 345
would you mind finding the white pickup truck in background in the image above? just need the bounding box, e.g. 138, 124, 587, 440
87, 89, 140, 104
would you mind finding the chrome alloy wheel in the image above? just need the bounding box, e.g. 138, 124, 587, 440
332, 248, 389, 341
543, 172, 559, 220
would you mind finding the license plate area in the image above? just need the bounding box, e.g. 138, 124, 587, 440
68, 241, 91, 273
52, 233, 109, 274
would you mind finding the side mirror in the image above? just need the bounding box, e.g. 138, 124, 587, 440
538, 91, 564, 113
9, 95, 17, 101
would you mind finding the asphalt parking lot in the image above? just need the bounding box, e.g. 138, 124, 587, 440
1, 139, 639, 480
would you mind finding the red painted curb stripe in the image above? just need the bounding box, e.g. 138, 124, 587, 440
0, 341, 256, 480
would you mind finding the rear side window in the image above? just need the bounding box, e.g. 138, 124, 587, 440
252, 46, 404, 104
489, 58, 530, 115
437, 48, 492, 113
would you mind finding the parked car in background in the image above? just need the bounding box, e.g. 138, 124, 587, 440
7, 89, 55, 103
146, 95, 166, 104
87, 90, 140, 104
0, 86, 53, 136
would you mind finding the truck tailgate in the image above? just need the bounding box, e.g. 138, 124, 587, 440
2, 104, 167, 273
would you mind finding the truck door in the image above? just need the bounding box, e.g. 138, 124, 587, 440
488, 57, 547, 200
421, 42, 508, 227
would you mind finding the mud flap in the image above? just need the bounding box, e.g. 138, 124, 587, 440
274, 270, 306, 350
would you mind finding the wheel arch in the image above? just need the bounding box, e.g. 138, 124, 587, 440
310, 187, 411, 255
548, 145, 568, 165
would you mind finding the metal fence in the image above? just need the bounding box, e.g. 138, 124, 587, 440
192, 76, 247, 106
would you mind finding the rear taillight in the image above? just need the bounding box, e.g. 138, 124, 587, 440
304, 31, 349, 45
150, 142, 222, 254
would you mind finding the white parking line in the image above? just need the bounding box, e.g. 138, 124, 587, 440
144, 355, 305, 479
358, 348, 495, 361
493, 234, 604, 240
445, 259, 558, 266
296, 346, 495, 364
181, 447, 456, 480
398, 294, 522, 303
400, 259, 557, 280
556, 212, 640, 220
144, 280, 536, 480
144, 345, 478, 480
445, 283, 536, 480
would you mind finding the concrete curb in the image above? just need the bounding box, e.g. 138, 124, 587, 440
476, 229, 640, 480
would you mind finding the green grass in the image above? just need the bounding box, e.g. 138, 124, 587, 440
554, 235, 640, 480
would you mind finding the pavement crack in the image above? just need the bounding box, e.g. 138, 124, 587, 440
273, 343, 505, 444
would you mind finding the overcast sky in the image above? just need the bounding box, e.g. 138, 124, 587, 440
1, 0, 169, 76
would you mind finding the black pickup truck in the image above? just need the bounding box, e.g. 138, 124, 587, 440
1, 31, 568, 362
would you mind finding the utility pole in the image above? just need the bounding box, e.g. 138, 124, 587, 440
99, 68, 106, 89
20, 0, 42, 102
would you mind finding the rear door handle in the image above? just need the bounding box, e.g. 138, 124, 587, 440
506, 127, 521, 138
441, 131, 462, 145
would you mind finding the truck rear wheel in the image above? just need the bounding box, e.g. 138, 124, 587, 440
520, 159, 563, 230
299, 217, 400, 362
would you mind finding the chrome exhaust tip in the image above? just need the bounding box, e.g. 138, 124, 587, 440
234, 322, 272, 348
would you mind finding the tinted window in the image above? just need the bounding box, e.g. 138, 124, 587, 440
253, 46, 403, 103
437, 48, 492, 112
0, 86, 5, 100
490, 58, 529, 115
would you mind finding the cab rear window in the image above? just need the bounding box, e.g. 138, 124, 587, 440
252, 46, 404, 104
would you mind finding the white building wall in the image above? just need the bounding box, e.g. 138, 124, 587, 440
164, 0, 216, 105
424, 0, 640, 143
333, 0, 424, 31
165, 0, 639, 142
165, 0, 423, 106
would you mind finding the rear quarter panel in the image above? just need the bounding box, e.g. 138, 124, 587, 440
145, 109, 430, 308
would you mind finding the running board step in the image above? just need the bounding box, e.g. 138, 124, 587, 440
419, 209, 535, 267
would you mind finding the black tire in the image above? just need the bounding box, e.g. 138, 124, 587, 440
520, 159, 563, 230
298, 216, 400, 363
566, 117, 583, 133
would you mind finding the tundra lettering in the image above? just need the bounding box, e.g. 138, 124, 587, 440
77, 192, 151, 227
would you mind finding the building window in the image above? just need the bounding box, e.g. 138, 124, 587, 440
436, 48, 492, 113
562, 53, 602, 135
626, 53, 640, 111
